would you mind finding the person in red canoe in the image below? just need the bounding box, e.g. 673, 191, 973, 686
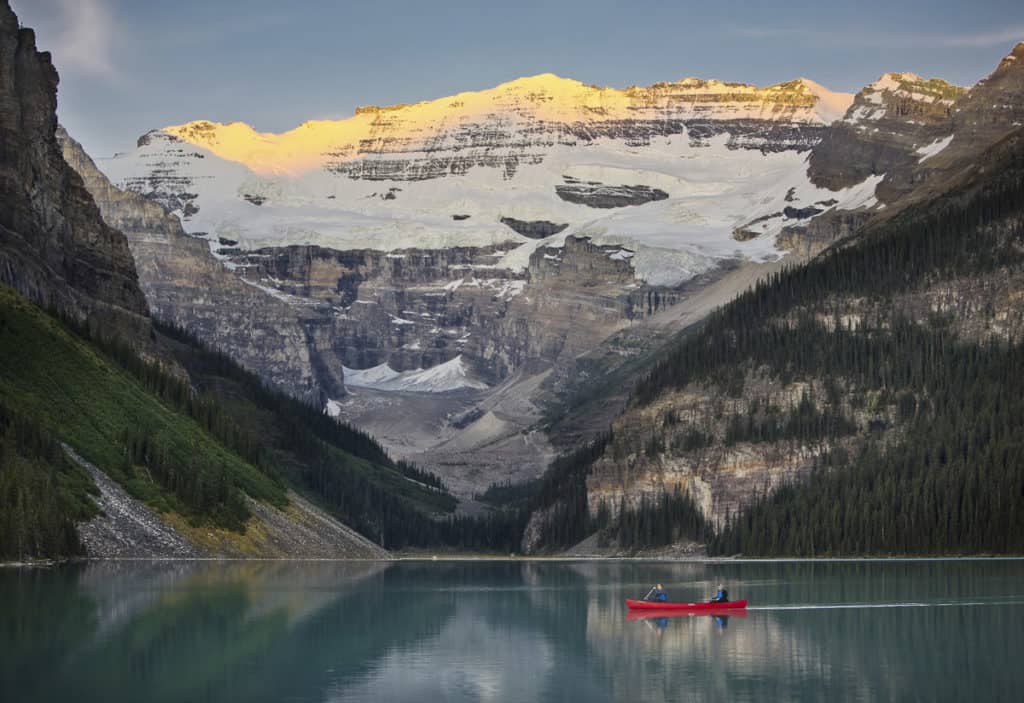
645, 583, 668, 602
710, 584, 729, 603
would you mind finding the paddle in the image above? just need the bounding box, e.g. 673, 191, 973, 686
642, 585, 657, 601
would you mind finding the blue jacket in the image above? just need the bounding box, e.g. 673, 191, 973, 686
654, 591, 667, 602
713, 589, 728, 602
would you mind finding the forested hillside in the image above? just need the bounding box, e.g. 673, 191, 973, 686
525, 127, 1024, 555
0, 284, 526, 559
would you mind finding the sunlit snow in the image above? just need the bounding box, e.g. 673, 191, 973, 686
97, 73, 875, 288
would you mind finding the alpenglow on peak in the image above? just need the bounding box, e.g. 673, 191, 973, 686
157, 72, 853, 176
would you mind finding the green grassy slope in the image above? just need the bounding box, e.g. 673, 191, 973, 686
0, 285, 286, 535
0, 284, 466, 558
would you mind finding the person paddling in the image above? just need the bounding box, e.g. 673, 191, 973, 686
710, 583, 729, 603
644, 583, 668, 602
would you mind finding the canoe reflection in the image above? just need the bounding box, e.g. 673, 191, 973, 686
627, 609, 749, 626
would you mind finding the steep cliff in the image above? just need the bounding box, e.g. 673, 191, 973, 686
0, 3, 147, 334
801, 44, 1024, 244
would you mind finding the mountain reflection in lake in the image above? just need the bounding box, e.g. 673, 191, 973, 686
1, 559, 1021, 702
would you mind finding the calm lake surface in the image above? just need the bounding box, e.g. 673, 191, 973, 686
2, 559, 1022, 702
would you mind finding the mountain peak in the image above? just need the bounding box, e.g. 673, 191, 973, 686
863, 72, 964, 101
792, 78, 855, 123
997, 42, 1024, 70
501, 72, 575, 87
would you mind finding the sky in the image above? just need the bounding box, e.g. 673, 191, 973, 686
13, 0, 1024, 158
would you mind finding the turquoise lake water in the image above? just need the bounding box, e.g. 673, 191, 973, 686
2, 559, 1021, 702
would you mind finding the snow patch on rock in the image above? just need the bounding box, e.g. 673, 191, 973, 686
343, 355, 488, 393
916, 135, 954, 162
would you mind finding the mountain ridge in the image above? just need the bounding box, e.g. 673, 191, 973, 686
159, 71, 853, 177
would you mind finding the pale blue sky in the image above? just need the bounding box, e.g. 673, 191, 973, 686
14, 0, 1024, 158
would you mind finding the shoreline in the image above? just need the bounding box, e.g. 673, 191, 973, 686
4, 554, 1024, 568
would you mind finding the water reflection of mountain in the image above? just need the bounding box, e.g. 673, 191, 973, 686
1, 560, 1021, 702
1, 560, 434, 703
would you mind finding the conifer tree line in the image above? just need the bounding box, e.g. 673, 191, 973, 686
602, 486, 709, 549
0, 402, 96, 558
119, 426, 253, 530
529, 434, 611, 548
722, 393, 859, 447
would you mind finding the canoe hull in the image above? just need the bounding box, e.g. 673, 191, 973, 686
626, 598, 747, 611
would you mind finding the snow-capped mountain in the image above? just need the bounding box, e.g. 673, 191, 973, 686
101, 73, 864, 287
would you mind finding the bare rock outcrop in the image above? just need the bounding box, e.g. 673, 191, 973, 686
68, 446, 203, 559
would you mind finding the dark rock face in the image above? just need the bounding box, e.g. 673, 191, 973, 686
776, 209, 875, 257
0, 1, 147, 331
555, 180, 669, 208
782, 205, 824, 220
808, 47, 1024, 219
499, 217, 568, 238
230, 236, 662, 383
948, 45, 1024, 154
807, 72, 965, 200
732, 228, 761, 242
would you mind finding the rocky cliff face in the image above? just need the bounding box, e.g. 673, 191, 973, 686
167, 75, 848, 180
192, 233, 659, 387
58, 129, 346, 401
807, 73, 965, 198
772, 46, 1024, 257
945, 44, 1024, 161
0, 1, 147, 333
64, 126, 678, 413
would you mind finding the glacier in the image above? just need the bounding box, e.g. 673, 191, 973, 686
98, 73, 876, 289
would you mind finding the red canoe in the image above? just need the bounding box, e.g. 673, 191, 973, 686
626, 598, 747, 611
